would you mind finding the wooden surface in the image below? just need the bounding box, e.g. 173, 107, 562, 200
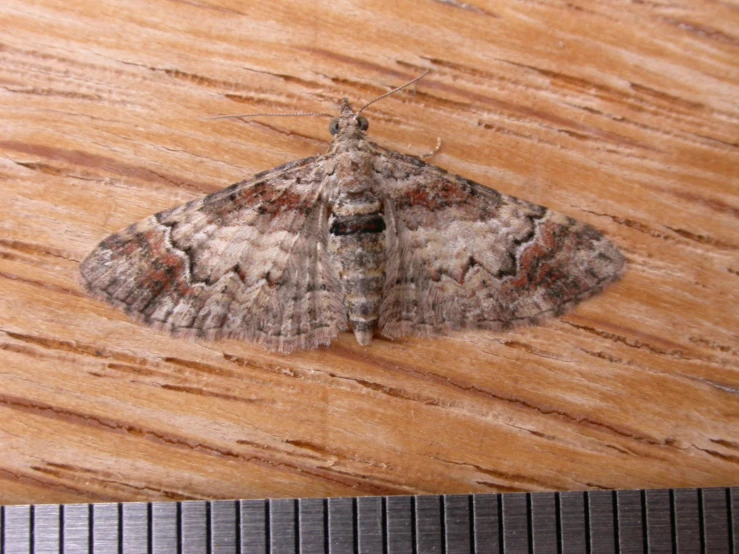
1, 0, 737, 506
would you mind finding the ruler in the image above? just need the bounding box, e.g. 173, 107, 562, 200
1, 487, 736, 553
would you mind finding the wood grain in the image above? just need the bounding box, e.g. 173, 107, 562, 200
1, 0, 737, 505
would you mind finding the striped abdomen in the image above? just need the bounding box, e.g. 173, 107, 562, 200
327, 191, 386, 345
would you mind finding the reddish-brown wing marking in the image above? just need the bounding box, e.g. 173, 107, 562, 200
80, 157, 348, 353
377, 149, 625, 339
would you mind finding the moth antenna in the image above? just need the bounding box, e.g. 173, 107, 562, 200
206, 112, 334, 121
355, 70, 430, 116
419, 137, 442, 159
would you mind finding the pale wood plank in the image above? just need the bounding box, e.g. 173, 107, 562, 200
0, 0, 737, 505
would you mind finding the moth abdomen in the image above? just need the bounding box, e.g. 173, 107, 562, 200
329, 213, 386, 236
327, 193, 387, 346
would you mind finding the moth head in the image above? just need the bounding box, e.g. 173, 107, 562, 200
329, 114, 369, 136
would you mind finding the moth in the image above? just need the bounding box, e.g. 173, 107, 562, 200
80, 74, 625, 353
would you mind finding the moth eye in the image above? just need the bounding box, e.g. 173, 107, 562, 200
357, 115, 369, 131
329, 118, 340, 135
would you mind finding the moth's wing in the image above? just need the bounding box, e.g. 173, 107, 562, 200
377, 151, 625, 339
80, 156, 347, 353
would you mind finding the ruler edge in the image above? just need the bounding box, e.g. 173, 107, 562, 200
2, 485, 737, 508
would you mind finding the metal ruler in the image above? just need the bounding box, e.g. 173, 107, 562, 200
1, 487, 736, 553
